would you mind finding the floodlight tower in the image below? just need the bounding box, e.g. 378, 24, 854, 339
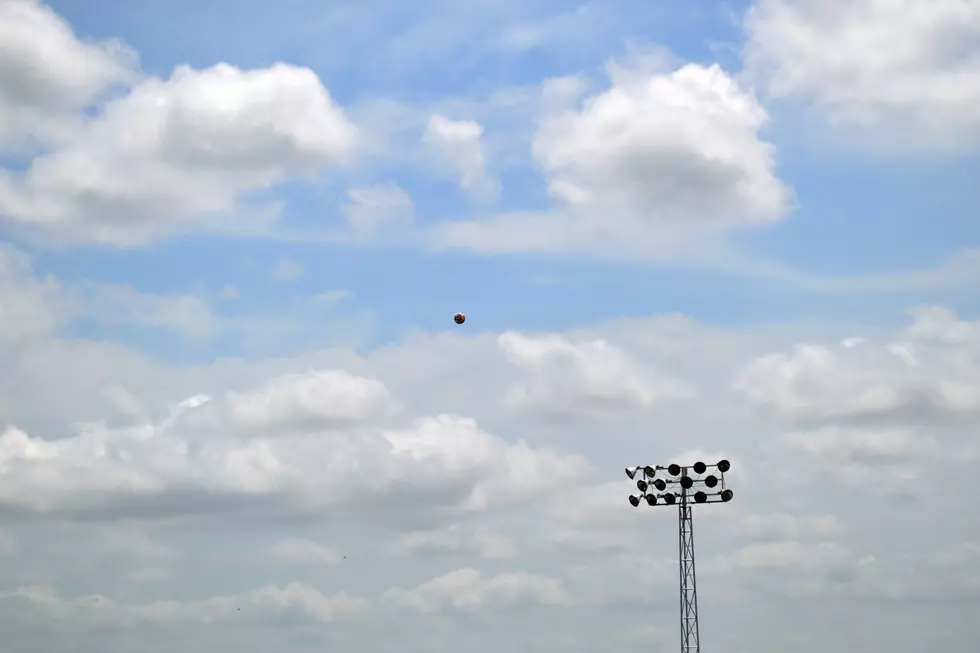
626, 460, 733, 653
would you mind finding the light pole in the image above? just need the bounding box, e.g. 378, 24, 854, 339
626, 460, 733, 653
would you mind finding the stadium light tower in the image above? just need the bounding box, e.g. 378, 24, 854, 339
625, 460, 733, 653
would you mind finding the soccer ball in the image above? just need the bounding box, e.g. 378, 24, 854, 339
454, 312, 465, 324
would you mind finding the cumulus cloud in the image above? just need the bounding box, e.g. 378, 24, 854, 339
421, 114, 497, 199
382, 568, 572, 613
270, 258, 307, 282
0, 52, 357, 244
0, 528, 15, 555
734, 308, 980, 425
0, 582, 367, 626
534, 62, 789, 225
0, 367, 591, 520
0, 0, 138, 152
269, 538, 342, 566
342, 182, 415, 234
742, 0, 980, 151
733, 307, 980, 499
82, 283, 222, 339
0, 242, 75, 341
498, 331, 692, 415
2, 3, 976, 652
393, 524, 518, 559
221, 369, 392, 431
778, 426, 942, 494
728, 512, 844, 542
0, 243, 220, 341
1, 268, 978, 650
430, 57, 793, 257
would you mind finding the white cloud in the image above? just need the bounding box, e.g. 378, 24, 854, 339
342, 182, 414, 234
271, 258, 307, 282
0, 372, 591, 519
313, 289, 352, 306
534, 61, 789, 224
0, 245, 367, 358
0, 243, 220, 341
729, 512, 844, 542
393, 524, 518, 559
775, 426, 944, 497
0, 60, 357, 245
494, 4, 617, 54
221, 369, 392, 431
431, 57, 792, 257
0, 0, 138, 153
217, 283, 238, 301
781, 426, 940, 468
733, 310, 980, 424
732, 540, 811, 569
124, 567, 170, 584
0, 243, 76, 342
742, 0, 980, 151
81, 283, 222, 339
0, 528, 15, 555
382, 568, 572, 613
3, 4, 977, 650
0, 265, 977, 649
422, 114, 497, 199
0, 581, 367, 625
46, 523, 175, 566
498, 331, 692, 415
269, 538, 342, 566
732, 307, 980, 499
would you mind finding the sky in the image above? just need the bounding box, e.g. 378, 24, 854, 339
0, 0, 978, 651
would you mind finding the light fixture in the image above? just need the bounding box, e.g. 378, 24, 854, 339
623, 458, 736, 653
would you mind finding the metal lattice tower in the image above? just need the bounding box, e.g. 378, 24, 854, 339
678, 473, 700, 653
626, 461, 733, 653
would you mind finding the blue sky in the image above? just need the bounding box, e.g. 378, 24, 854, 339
16, 0, 978, 363
2, 2, 980, 652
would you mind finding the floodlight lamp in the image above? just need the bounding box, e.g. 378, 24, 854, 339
680, 476, 694, 489
625, 467, 638, 479
704, 475, 718, 488
653, 479, 667, 491
693, 461, 706, 474
636, 480, 648, 493
717, 459, 731, 473
668, 464, 681, 476
694, 491, 707, 503
643, 465, 655, 478
629, 495, 640, 507
721, 489, 734, 502
645, 494, 657, 506
664, 493, 676, 505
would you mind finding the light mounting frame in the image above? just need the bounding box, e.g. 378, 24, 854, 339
626, 460, 733, 508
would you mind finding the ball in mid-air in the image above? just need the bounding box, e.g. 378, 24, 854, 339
454, 312, 465, 324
